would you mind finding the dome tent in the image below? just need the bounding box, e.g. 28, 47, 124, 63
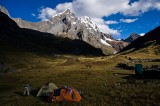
48, 86, 82, 102
37, 83, 58, 97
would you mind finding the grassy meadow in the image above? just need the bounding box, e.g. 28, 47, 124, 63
0, 50, 160, 106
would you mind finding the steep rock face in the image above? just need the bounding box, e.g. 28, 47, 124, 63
47, 9, 80, 39
12, 9, 127, 54
109, 40, 129, 51
124, 33, 140, 43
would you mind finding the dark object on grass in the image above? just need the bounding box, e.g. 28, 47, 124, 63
135, 64, 143, 78
143, 71, 160, 79
142, 65, 160, 79
135, 64, 160, 79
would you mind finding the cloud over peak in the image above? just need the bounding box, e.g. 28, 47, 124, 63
37, 0, 160, 35
38, 7, 56, 21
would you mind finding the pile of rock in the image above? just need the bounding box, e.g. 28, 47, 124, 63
143, 65, 160, 79
128, 58, 160, 63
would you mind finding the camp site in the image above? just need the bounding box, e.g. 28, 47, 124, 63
0, 1, 160, 106
0, 54, 160, 106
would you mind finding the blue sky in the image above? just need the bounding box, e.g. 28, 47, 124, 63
0, 0, 160, 39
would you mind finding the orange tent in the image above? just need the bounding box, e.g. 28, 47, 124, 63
48, 87, 82, 102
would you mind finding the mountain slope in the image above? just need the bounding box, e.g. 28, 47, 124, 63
0, 11, 104, 56
12, 9, 127, 54
120, 26, 160, 54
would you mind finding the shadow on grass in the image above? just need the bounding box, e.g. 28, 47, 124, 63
30, 88, 39, 97
14, 88, 50, 103
14, 91, 23, 96
31, 88, 50, 103
116, 63, 135, 70
14, 88, 39, 97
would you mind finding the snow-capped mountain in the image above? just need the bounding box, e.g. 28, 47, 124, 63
79, 16, 100, 33
1, 7, 128, 54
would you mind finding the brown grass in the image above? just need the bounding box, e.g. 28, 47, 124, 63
0, 51, 160, 106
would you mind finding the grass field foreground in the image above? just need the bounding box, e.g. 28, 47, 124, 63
0, 53, 160, 106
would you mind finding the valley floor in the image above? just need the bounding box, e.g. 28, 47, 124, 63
0, 53, 160, 106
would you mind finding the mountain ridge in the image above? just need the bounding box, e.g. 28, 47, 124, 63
11, 9, 128, 54
0, 5, 129, 54
120, 26, 160, 54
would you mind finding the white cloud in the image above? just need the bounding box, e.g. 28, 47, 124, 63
92, 18, 120, 35
56, 2, 73, 13
120, 18, 138, 23
38, 7, 57, 21
31, 13, 36, 17
50, 0, 160, 17
98, 24, 120, 35
121, 0, 160, 16
67, 0, 129, 17
37, 0, 160, 34
140, 33, 145, 36
155, 2, 160, 10
105, 20, 118, 25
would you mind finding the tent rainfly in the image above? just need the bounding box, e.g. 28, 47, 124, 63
37, 83, 58, 97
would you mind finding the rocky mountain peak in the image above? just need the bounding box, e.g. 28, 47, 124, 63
0, 4, 10, 17
52, 9, 76, 19
8, 7, 128, 54
64, 9, 72, 14
130, 33, 140, 38
79, 16, 99, 32
124, 33, 140, 43
49, 9, 77, 27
